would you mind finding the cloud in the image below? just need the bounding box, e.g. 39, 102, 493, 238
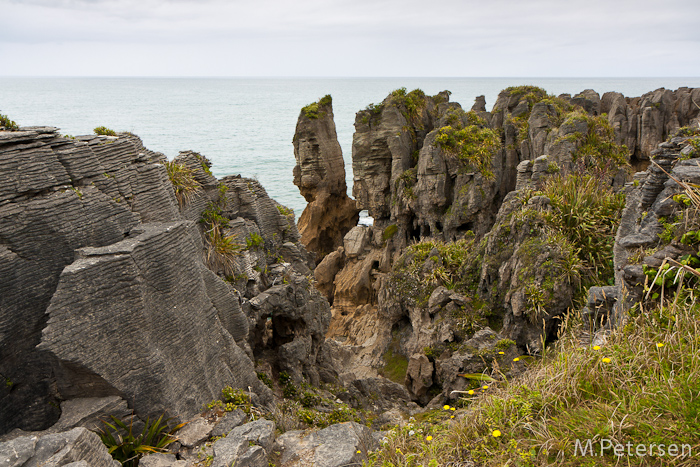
1, 0, 699, 76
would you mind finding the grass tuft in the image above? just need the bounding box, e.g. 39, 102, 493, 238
164, 161, 202, 207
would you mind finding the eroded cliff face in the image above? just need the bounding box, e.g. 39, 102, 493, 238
0, 126, 329, 435
301, 86, 700, 405
293, 96, 359, 264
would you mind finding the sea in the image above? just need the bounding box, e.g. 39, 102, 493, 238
2, 77, 700, 217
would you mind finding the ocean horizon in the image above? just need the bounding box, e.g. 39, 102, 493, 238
2, 76, 700, 216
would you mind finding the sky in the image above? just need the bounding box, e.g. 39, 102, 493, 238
1, 0, 699, 77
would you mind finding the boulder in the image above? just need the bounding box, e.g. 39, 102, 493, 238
0, 427, 119, 467
39, 221, 271, 423
140, 453, 188, 467
273, 422, 376, 467
211, 410, 247, 438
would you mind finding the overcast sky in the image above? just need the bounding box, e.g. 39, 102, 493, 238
1, 0, 699, 77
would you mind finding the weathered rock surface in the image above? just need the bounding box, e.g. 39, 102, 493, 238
39, 221, 269, 423
0, 126, 323, 436
273, 422, 376, 467
612, 136, 700, 320
0, 427, 119, 467
293, 96, 359, 260
317, 86, 700, 405
211, 420, 275, 467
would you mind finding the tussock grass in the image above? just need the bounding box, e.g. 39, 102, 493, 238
538, 173, 626, 286
164, 160, 202, 207
204, 224, 240, 276
366, 291, 700, 466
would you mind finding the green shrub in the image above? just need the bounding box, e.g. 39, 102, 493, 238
382, 224, 398, 241
205, 226, 241, 276
318, 94, 332, 106
283, 383, 298, 399
302, 95, 332, 119
279, 371, 292, 385
300, 391, 320, 408
94, 126, 117, 136
96, 414, 184, 467
556, 110, 629, 178
246, 232, 264, 250
277, 204, 293, 216
221, 386, 251, 406
0, 113, 19, 130
434, 110, 499, 179
257, 372, 273, 389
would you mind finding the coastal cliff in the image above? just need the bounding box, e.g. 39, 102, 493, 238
294, 85, 700, 404
2, 83, 700, 466
0, 126, 330, 438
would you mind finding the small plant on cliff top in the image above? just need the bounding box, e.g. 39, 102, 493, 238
0, 113, 19, 130
164, 161, 201, 207
97, 414, 184, 467
94, 126, 117, 136
390, 87, 426, 121
302, 95, 331, 119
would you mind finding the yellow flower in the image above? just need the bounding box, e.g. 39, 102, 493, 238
450, 407, 456, 411
498, 351, 505, 355
450, 415, 455, 419
468, 390, 474, 395
492, 430, 501, 438
593, 345, 601, 350
482, 385, 489, 390
513, 357, 520, 362
426, 436, 433, 441
656, 343, 664, 348
356, 450, 362, 454
443, 405, 451, 410
602, 357, 611, 363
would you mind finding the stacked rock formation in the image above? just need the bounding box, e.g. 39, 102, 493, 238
0, 126, 330, 437
295, 86, 700, 405
293, 95, 359, 264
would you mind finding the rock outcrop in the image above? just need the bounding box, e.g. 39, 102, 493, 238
0, 125, 328, 436
610, 135, 700, 324
312, 86, 700, 406
293, 96, 359, 262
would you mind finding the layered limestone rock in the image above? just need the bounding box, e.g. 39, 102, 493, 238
0, 125, 327, 436
39, 222, 264, 421
319, 86, 700, 405
609, 135, 700, 325
293, 96, 359, 261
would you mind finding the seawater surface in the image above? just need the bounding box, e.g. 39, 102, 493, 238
2, 77, 699, 216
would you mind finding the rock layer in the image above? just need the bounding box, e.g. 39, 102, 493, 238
0, 126, 323, 435
293, 96, 359, 261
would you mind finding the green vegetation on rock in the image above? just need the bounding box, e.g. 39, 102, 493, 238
537, 174, 626, 286
557, 110, 629, 178
0, 113, 19, 130
163, 160, 201, 207
97, 414, 184, 467
93, 126, 117, 136
365, 290, 700, 466
435, 110, 500, 179
302, 94, 332, 119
